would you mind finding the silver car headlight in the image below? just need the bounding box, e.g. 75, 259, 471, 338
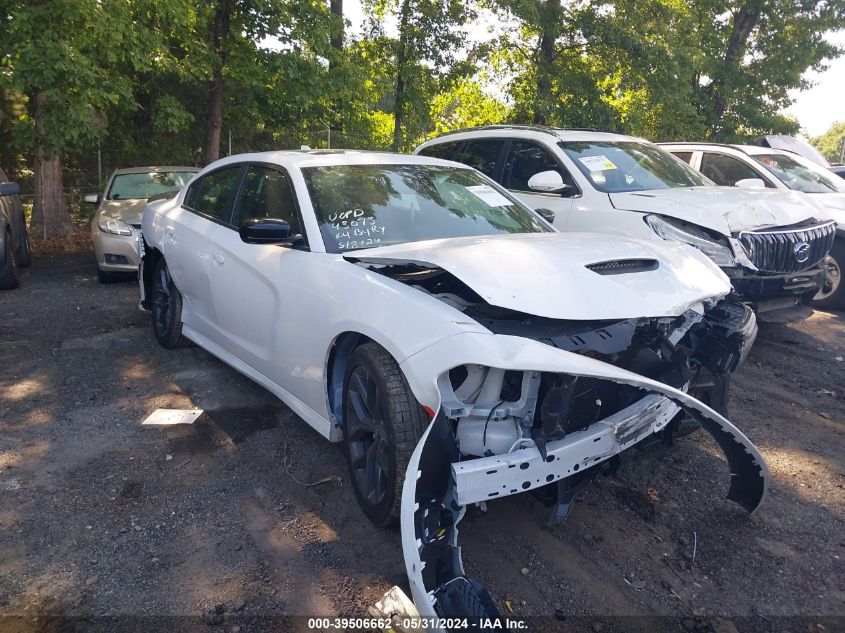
98, 217, 133, 236
645, 215, 735, 267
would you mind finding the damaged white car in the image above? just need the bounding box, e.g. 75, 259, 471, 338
138, 151, 768, 622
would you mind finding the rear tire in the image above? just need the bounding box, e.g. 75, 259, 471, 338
16, 227, 31, 267
342, 342, 427, 527
151, 257, 191, 348
0, 232, 20, 290
811, 239, 845, 310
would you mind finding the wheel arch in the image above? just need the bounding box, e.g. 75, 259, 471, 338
326, 331, 371, 427
325, 331, 429, 429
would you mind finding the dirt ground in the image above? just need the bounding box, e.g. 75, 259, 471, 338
0, 251, 843, 633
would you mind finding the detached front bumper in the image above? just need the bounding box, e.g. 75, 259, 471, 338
399, 333, 768, 628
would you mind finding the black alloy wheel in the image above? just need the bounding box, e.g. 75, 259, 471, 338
342, 342, 427, 527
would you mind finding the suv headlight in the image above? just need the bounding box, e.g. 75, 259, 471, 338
645, 215, 735, 267
98, 217, 133, 236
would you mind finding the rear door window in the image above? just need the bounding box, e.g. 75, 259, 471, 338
670, 151, 693, 165
417, 142, 459, 160
452, 140, 505, 179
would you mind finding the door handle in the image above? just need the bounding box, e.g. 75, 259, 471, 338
212, 251, 225, 265
166, 225, 175, 237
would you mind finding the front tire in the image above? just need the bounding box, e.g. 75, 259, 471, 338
812, 240, 845, 310
0, 232, 20, 290
151, 257, 191, 348
342, 342, 427, 527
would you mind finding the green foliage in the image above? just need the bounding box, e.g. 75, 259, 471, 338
0, 0, 843, 190
813, 122, 845, 163
486, 0, 843, 141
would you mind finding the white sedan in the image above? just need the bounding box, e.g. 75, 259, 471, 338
139, 151, 767, 623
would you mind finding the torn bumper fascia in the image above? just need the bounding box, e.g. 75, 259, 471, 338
399, 333, 768, 627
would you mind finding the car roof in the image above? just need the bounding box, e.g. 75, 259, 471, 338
659, 141, 746, 152
732, 145, 791, 157
112, 166, 199, 175
417, 125, 645, 149
203, 150, 476, 171
658, 142, 796, 158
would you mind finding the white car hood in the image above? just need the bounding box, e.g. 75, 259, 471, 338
609, 186, 827, 235
345, 233, 730, 321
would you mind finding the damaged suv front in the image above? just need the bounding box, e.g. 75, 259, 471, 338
365, 237, 769, 623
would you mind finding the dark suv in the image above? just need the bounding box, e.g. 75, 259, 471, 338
0, 167, 32, 289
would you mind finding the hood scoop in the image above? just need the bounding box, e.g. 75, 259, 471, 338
586, 259, 658, 275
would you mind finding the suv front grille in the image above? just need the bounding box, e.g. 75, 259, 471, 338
738, 221, 835, 273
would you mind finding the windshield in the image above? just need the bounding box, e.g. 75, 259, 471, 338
107, 171, 196, 200
752, 153, 845, 194
302, 164, 551, 253
558, 141, 711, 193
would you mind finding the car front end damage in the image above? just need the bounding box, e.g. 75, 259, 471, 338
646, 213, 836, 320
398, 301, 767, 627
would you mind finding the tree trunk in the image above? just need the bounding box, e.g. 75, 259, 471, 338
533, 0, 561, 125
31, 91, 72, 239
205, 0, 232, 164
31, 152, 72, 239
328, 0, 344, 131
206, 67, 224, 164
329, 0, 343, 67
709, 0, 763, 130
391, 0, 412, 151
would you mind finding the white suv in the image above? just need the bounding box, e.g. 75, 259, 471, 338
660, 142, 845, 308
416, 126, 835, 321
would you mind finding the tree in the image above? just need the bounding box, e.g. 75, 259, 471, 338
813, 122, 845, 163
205, 1, 233, 164
0, 0, 197, 237
693, 0, 845, 139
365, 0, 472, 150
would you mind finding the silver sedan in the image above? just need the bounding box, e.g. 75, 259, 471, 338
88, 166, 197, 283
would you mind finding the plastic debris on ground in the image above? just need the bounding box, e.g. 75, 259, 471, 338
141, 408, 204, 426
367, 585, 424, 632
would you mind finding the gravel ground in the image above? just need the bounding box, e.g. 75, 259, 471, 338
0, 252, 843, 633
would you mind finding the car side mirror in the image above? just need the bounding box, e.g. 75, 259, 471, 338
83, 194, 100, 204
527, 170, 572, 196
734, 178, 766, 189
0, 182, 20, 197
240, 218, 293, 244
535, 208, 555, 224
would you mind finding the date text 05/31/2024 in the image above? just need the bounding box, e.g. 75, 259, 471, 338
306, 617, 529, 629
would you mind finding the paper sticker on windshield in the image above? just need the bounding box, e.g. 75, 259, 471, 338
579, 155, 617, 171
466, 185, 511, 207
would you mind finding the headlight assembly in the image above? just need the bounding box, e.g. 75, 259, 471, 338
645, 215, 735, 267
98, 217, 133, 236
